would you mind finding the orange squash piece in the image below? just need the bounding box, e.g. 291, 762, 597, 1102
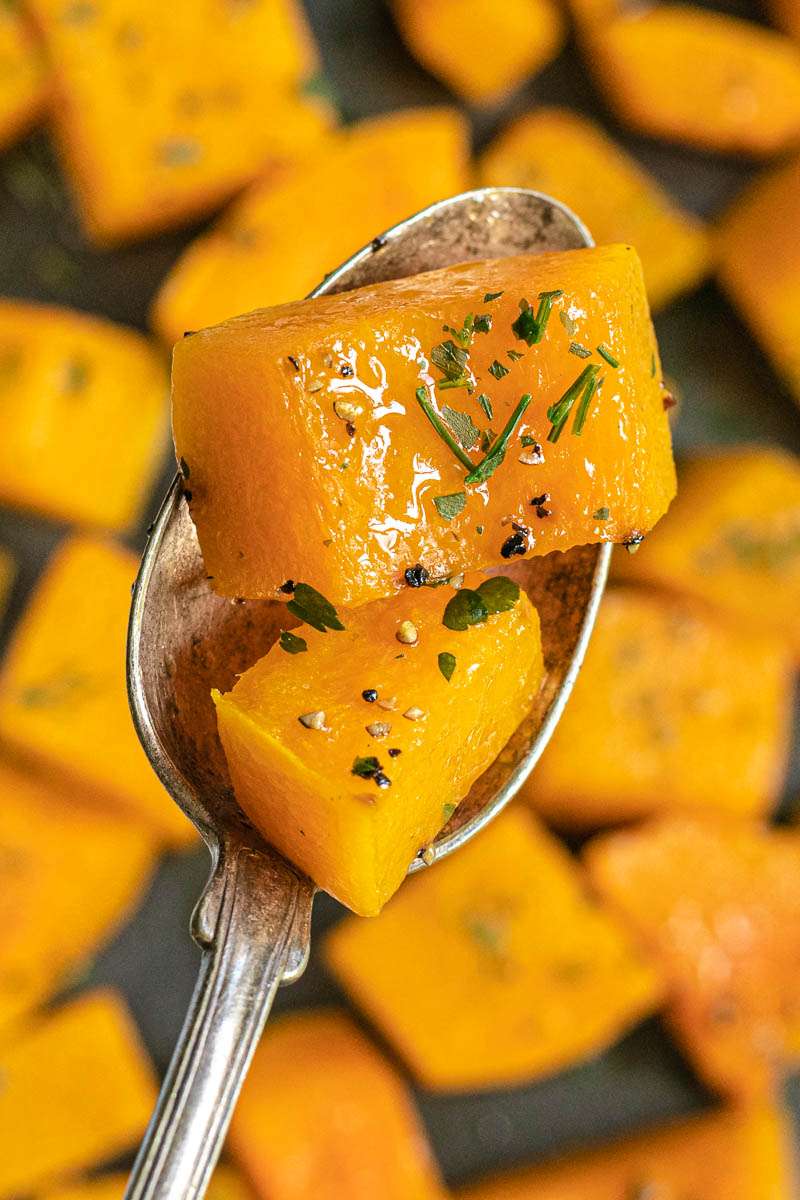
42, 1166, 256, 1200
0, 535, 193, 847
716, 157, 800, 405
152, 107, 470, 345
214, 573, 543, 916
390, 0, 563, 107
229, 1009, 445, 1200
0, 759, 156, 1036
0, 546, 14, 620
0, 988, 158, 1198
0, 5, 47, 152
590, 6, 800, 156
769, 0, 800, 41
523, 587, 793, 830
479, 108, 710, 311
615, 448, 800, 659
458, 1104, 798, 1199
0, 300, 168, 529
173, 244, 675, 607
325, 808, 662, 1091
25, 0, 332, 244
585, 813, 800, 1101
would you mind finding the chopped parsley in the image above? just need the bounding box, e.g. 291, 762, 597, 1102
414, 386, 474, 471
438, 651, 456, 681
352, 755, 381, 778
511, 289, 562, 346
488, 359, 509, 380
286, 583, 345, 632
279, 630, 307, 654
484, 290, 503, 303
473, 314, 492, 334
477, 576, 520, 615
442, 314, 474, 348
507, 349, 524, 362
547, 364, 601, 442
431, 338, 470, 389
597, 344, 619, 368
433, 492, 466, 521
465, 393, 531, 485
442, 576, 519, 630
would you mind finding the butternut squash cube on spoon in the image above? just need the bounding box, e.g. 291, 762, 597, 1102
214, 574, 544, 916
173, 245, 676, 607
229, 1010, 445, 1200
0, 5, 48, 152
0, 301, 167, 530
584, 814, 800, 1101
523, 587, 794, 830
325, 808, 662, 1090
152, 107, 470, 345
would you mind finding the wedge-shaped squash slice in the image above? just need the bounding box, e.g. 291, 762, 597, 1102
214, 573, 543, 915
0, 546, 14, 620
0, 536, 193, 846
479, 108, 710, 311
152, 107, 470, 345
25, 0, 331, 243
615, 448, 800, 658
524, 587, 793, 829
717, 159, 800, 405
173, 244, 675, 607
229, 1010, 445, 1200
458, 1104, 798, 1199
0, 989, 157, 1198
325, 808, 662, 1090
590, 6, 800, 156
0, 301, 167, 529
0, 760, 156, 1036
42, 1166, 255, 1200
0, 5, 47, 152
585, 814, 800, 1101
390, 0, 563, 107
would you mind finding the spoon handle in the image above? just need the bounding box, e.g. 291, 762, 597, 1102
123, 838, 315, 1200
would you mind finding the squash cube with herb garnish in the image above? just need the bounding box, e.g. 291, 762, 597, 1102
585, 813, 800, 1101
523, 587, 793, 830
229, 1010, 446, 1200
0, 535, 193, 847
152, 106, 470, 346
0, 301, 168, 530
325, 807, 662, 1091
0, 5, 48, 152
213, 574, 544, 916
173, 244, 675, 608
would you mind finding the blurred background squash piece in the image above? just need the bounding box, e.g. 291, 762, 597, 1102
0, 3, 48, 154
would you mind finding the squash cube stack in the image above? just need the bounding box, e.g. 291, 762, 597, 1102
0, 4, 48, 152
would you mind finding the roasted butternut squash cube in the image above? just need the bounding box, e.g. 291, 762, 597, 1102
214, 573, 543, 915
615, 448, 800, 659
717, 159, 800, 405
0, 759, 156, 1036
0, 301, 168, 529
25, 0, 332, 243
229, 1010, 445, 1200
523, 588, 793, 830
42, 1166, 255, 1200
0, 535, 193, 846
325, 808, 662, 1090
591, 6, 800, 156
0, 547, 14, 620
479, 108, 710, 311
173, 245, 675, 607
0, 989, 157, 1198
457, 1104, 798, 1199
152, 107, 470, 345
390, 0, 563, 106
0, 5, 47, 151
585, 814, 800, 1101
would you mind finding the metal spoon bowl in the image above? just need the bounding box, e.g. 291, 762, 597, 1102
125, 187, 610, 1200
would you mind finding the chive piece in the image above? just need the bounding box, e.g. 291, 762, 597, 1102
438, 651, 456, 681
442, 801, 457, 821
593, 506, 610, 521
507, 349, 523, 362
484, 290, 503, 303
442, 588, 489, 631
286, 583, 345, 632
569, 342, 592, 359
512, 289, 562, 346
559, 310, 576, 337
572, 371, 601, 435
597, 344, 619, 368
441, 405, 479, 450
473, 314, 492, 334
465, 393, 531, 485
414, 386, 474, 471
476, 392, 493, 421
279, 630, 307, 654
433, 492, 466, 521
488, 359, 509, 380
547, 365, 600, 443
477, 576, 519, 614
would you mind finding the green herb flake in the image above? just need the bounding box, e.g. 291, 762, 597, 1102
484, 290, 503, 303
650, 353, 656, 377
507, 349, 523, 362
559, 310, 576, 337
64, 359, 90, 392
473, 314, 492, 334
480, 428, 496, 452
593, 506, 610, 521
569, 342, 592, 359
477, 576, 519, 615
414, 386, 474, 471
465, 393, 531, 485
547, 364, 600, 443
442, 802, 457, 822
512, 289, 562, 346
433, 492, 466, 521
476, 392, 493, 421
351, 755, 381, 779
438, 651, 456, 681
431, 338, 469, 383
286, 583, 345, 633
441, 405, 479, 450
442, 314, 474, 348
442, 588, 489, 631
520, 435, 537, 447
279, 630, 307, 654
597, 344, 619, 368
488, 359, 509, 380
476, 524, 484, 535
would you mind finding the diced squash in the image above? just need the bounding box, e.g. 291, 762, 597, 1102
716, 158, 800, 405
325, 808, 662, 1091
0, 4, 48, 152
589, 6, 800, 156
229, 1009, 445, 1200
0, 989, 158, 1198
152, 107, 470, 345
0, 300, 168, 529
390, 0, 564, 107
769, 0, 800, 41
523, 587, 793, 830
479, 107, 710, 311
585, 813, 800, 1101
0, 535, 193, 847
0, 759, 155, 1036
25, 0, 332, 243
42, 1165, 256, 1200
173, 244, 676, 607
457, 1104, 798, 1199
615, 448, 800, 659
0, 547, 14, 620
214, 573, 543, 916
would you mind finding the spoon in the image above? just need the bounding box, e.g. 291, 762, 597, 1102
125, 186, 610, 1200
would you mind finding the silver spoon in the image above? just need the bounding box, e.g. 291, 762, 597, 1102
125, 187, 609, 1200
